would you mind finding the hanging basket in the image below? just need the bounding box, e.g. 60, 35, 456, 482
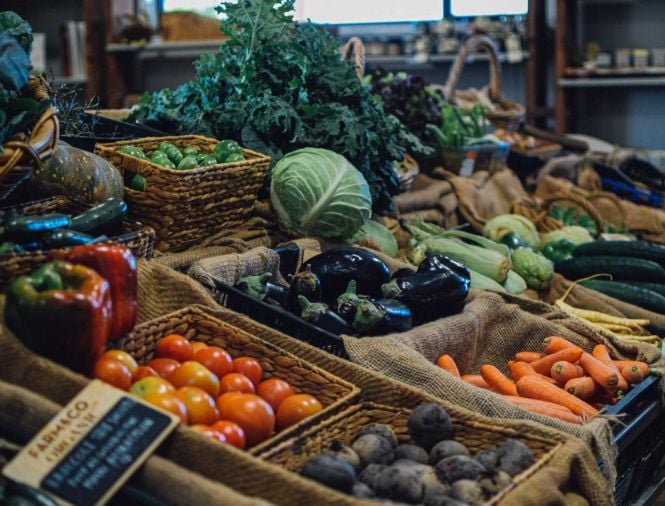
340, 36, 366, 80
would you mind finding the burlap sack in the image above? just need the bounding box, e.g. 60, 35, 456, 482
393, 174, 460, 228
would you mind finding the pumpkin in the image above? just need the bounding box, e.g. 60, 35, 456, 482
35, 143, 124, 203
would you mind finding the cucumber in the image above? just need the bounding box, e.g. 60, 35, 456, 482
573, 240, 665, 268
3, 214, 71, 241
42, 228, 96, 248
555, 256, 665, 282
580, 279, 665, 314
69, 199, 127, 236
625, 282, 665, 298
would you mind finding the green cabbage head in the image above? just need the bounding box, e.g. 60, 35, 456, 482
270, 147, 372, 239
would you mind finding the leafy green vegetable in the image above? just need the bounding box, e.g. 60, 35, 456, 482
270, 147, 372, 239
426, 100, 488, 154
511, 248, 554, 290
351, 220, 398, 257
0, 11, 33, 55
129, 0, 428, 213
483, 214, 540, 249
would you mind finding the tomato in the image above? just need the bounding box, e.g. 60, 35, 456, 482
100, 350, 138, 375
217, 394, 275, 446
276, 394, 323, 430
147, 358, 180, 380
220, 373, 255, 394
257, 378, 295, 411
216, 391, 242, 414
233, 357, 263, 385
155, 334, 193, 362
170, 361, 220, 397
133, 365, 159, 381
143, 393, 188, 424
191, 341, 208, 355
129, 377, 175, 398
94, 357, 132, 391
211, 420, 246, 449
175, 387, 219, 425
190, 425, 227, 444
194, 346, 233, 378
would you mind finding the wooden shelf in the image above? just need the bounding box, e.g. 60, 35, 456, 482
559, 76, 665, 88
52, 75, 88, 85
565, 67, 665, 77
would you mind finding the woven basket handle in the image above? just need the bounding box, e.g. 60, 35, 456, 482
341, 37, 366, 80
587, 192, 628, 229
542, 191, 605, 236
444, 35, 502, 102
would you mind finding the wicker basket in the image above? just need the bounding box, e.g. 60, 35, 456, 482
113, 305, 361, 454
258, 402, 561, 504
0, 196, 154, 290
444, 36, 526, 131
95, 135, 270, 252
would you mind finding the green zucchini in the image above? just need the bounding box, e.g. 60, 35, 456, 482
69, 199, 127, 236
580, 280, 665, 314
42, 228, 96, 248
574, 240, 665, 268
3, 214, 71, 241
626, 282, 665, 298
555, 256, 665, 282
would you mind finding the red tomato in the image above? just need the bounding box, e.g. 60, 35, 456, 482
211, 420, 246, 449
147, 358, 180, 380
194, 346, 234, 378
191, 342, 208, 355
220, 373, 255, 394
133, 365, 159, 381
216, 391, 242, 414
100, 350, 138, 375
129, 377, 175, 398
155, 334, 193, 362
217, 394, 275, 446
190, 425, 227, 444
276, 394, 323, 430
233, 357, 263, 385
143, 393, 188, 424
176, 387, 219, 425
257, 378, 295, 411
94, 357, 132, 391
170, 361, 220, 397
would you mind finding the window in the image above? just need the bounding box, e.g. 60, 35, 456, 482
294, 0, 443, 24
450, 0, 528, 17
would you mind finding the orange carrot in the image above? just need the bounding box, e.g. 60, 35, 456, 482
564, 377, 599, 401
543, 336, 576, 354
436, 354, 460, 378
530, 347, 583, 376
579, 352, 619, 390
614, 360, 649, 378
592, 345, 628, 392
503, 396, 584, 424
462, 375, 491, 390
515, 351, 545, 363
507, 361, 557, 385
550, 361, 584, 385
516, 376, 598, 418
621, 365, 645, 385
480, 365, 518, 396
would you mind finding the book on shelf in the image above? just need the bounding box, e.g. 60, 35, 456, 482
59, 20, 86, 79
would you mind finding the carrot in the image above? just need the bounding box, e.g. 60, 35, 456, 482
564, 377, 599, 401
550, 361, 584, 385
543, 336, 576, 354
614, 360, 649, 378
507, 361, 557, 385
462, 375, 491, 390
503, 395, 584, 424
530, 347, 583, 376
480, 365, 518, 396
591, 345, 627, 392
436, 354, 460, 378
621, 365, 645, 385
579, 352, 619, 390
517, 376, 598, 418
515, 351, 545, 363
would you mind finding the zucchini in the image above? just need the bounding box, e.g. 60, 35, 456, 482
42, 229, 96, 248
69, 199, 127, 236
555, 256, 665, 282
625, 282, 665, 298
3, 213, 71, 241
574, 240, 665, 268
580, 280, 665, 314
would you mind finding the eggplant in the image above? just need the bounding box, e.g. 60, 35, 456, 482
352, 299, 413, 335
392, 267, 417, 279
417, 254, 470, 281
302, 247, 391, 303
382, 270, 469, 324
287, 265, 321, 313
336, 280, 367, 323
299, 295, 353, 335
235, 272, 288, 306
274, 242, 302, 278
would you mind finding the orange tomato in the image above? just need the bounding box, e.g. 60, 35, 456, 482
190, 425, 226, 444
211, 420, 246, 449
216, 391, 242, 414
156, 334, 193, 362
94, 357, 132, 391
133, 365, 159, 381
191, 341, 208, 354
100, 350, 138, 375
194, 346, 233, 378
217, 394, 275, 446
233, 357, 263, 385
129, 376, 175, 398
257, 378, 295, 411
276, 394, 323, 430
170, 361, 220, 397
143, 393, 188, 424
220, 373, 256, 394
176, 387, 219, 425
147, 358, 180, 380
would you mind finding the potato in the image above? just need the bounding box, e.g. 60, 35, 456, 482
429, 440, 470, 465
352, 434, 394, 468
407, 403, 453, 450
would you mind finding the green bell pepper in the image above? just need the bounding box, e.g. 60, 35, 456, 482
541, 239, 577, 264
214, 140, 241, 162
